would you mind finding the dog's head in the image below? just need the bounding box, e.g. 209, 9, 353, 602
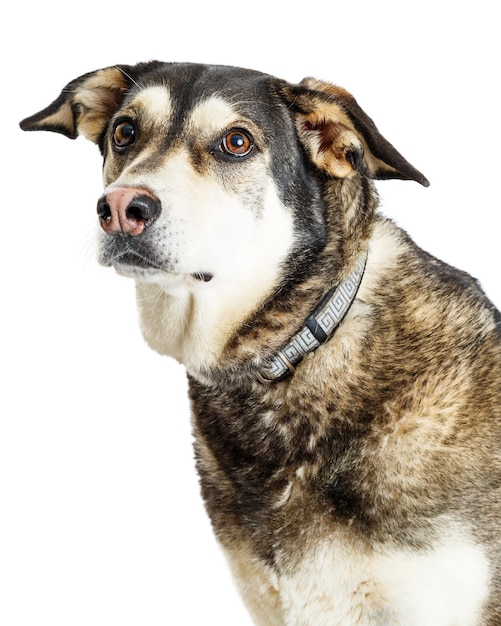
20, 61, 427, 279
20, 62, 428, 369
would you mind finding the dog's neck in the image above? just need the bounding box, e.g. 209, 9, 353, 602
134, 179, 375, 383
133, 247, 368, 385
256, 251, 367, 384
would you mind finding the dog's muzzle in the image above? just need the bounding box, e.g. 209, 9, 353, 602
97, 187, 161, 237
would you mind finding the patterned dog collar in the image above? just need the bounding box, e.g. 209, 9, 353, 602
256, 252, 367, 384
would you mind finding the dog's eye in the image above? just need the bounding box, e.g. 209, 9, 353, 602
112, 120, 136, 150
221, 129, 254, 157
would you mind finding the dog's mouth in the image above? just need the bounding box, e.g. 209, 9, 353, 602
99, 238, 213, 282
99, 235, 173, 273
99, 238, 166, 271
113, 251, 162, 270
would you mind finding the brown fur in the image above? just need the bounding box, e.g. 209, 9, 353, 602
20, 62, 501, 625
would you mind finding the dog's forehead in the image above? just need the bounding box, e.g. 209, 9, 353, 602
129, 85, 173, 123
125, 64, 282, 132
187, 97, 240, 134
131, 86, 236, 130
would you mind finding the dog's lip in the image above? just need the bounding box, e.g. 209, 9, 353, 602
105, 250, 214, 282
100, 237, 167, 271
113, 251, 162, 269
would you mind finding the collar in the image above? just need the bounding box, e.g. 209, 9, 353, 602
256, 252, 367, 384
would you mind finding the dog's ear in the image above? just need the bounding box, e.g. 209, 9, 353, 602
19, 65, 139, 143
284, 77, 429, 186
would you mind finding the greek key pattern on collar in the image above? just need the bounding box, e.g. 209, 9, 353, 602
257, 253, 367, 384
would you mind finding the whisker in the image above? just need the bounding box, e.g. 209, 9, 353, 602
114, 65, 142, 91
77, 223, 99, 268
136, 283, 165, 306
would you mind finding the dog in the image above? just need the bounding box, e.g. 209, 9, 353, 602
20, 62, 501, 625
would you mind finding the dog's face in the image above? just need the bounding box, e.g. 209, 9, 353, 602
20, 62, 428, 368
96, 67, 307, 292
24, 64, 322, 297
20, 61, 427, 281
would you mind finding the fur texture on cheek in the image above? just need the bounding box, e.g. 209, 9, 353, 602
128, 175, 295, 373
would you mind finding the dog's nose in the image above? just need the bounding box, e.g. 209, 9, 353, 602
97, 188, 161, 236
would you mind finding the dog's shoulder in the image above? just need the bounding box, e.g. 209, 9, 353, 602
193, 214, 501, 541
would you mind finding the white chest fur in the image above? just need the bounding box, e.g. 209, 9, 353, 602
225, 534, 489, 626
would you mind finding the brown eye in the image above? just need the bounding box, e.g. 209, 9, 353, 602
221, 129, 253, 157
112, 120, 136, 149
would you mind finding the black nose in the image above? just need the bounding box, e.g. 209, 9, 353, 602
97, 188, 162, 236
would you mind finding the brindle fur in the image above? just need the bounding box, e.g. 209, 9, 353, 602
20, 62, 501, 625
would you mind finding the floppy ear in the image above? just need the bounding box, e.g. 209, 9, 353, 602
285, 77, 429, 187
19, 64, 144, 144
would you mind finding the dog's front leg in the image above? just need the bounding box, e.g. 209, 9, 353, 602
223, 544, 285, 626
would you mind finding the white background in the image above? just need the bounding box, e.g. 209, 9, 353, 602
3, 1, 500, 624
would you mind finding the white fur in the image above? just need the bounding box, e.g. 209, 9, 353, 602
283, 540, 488, 625
133, 176, 294, 374
188, 95, 240, 137
97, 91, 295, 374
131, 155, 294, 374
132, 84, 173, 120
226, 532, 489, 626
103, 156, 294, 373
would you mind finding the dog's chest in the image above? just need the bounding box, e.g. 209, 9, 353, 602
224, 531, 489, 626
190, 376, 490, 626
